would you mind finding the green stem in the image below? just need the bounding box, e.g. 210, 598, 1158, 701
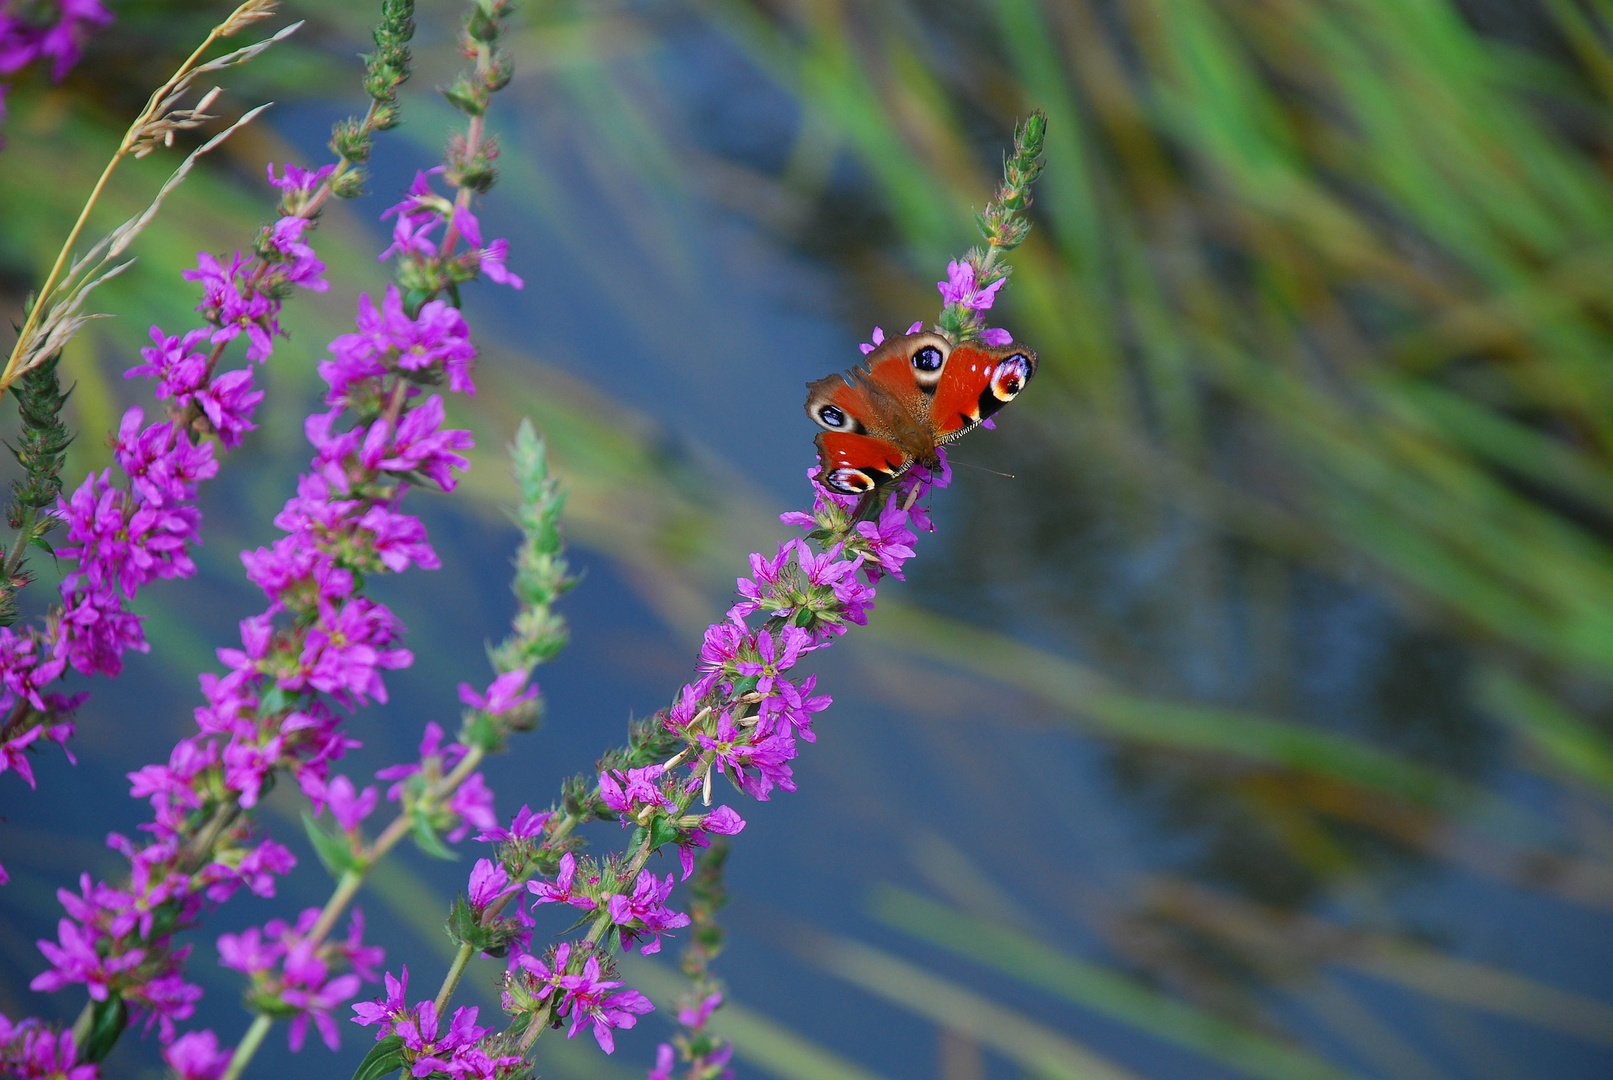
435, 944, 476, 1016
1, 505, 36, 584
69, 1000, 94, 1048
220, 1014, 273, 1080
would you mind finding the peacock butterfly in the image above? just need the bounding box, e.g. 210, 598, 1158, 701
804, 330, 1037, 496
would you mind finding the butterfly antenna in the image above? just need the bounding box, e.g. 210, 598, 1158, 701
948, 457, 1017, 480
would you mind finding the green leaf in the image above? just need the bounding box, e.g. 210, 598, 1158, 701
411, 813, 458, 861
257, 686, 293, 717
446, 895, 487, 950
352, 1035, 407, 1080
79, 994, 127, 1064
648, 815, 681, 851
302, 811, 363, 877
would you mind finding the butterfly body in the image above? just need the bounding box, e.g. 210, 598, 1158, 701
804, 331, 1036, 496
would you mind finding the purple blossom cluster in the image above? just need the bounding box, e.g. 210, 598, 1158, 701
348, 413, 942, 1068
0, 0, 111, 125
650, 992, 733, 1080
378, 168, 525, 297
0, 1013, 97, 1080
19, 163, 518, 1065
0, 162, 335, 883
50, 162, 335, 684
218, 908, 381, 1052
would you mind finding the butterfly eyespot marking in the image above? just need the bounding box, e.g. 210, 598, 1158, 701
910, 342, 950, 392
825, 467, 878, 495
990, 355, 1032, 401
813, 403, 851, 430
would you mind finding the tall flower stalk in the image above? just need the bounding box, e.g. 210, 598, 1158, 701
1, 2, 1048, 1077
344, 112, 1048, 1078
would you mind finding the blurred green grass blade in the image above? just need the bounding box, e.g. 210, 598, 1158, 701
1153, 877, 1613, 1045
1385, 377, 1613, 513
868, 885, 1366, 1080
619, 957, 894, 1080
868, 603, 1550, 840
1478, 666, 1613, 796
791, 933, 1146, 1080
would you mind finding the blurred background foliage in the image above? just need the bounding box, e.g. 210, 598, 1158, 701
6, 0, 1613, 1078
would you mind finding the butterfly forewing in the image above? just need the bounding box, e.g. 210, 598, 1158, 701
929, 343, 1038, 442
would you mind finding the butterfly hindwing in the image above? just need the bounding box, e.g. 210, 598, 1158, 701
812, 431, 914, 495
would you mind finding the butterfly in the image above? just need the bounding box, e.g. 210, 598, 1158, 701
804, 331, 1037, 496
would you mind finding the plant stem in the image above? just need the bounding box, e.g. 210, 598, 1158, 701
219, 1014, 272, 1080
1, 10, 241, 395
435, 944, 476, 1017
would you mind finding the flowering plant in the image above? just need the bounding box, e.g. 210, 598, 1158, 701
0, 2, 1046, 1078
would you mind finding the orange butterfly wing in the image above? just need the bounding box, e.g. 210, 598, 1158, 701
927, 343, 1038, 443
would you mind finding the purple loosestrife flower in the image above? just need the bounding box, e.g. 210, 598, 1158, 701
268, 162, 336, 212
478, 802, 551, 844
599, 763, 674, 822
291, 595, 413, 706
697, 621, 746, 678
354, 396, 474, 492
183, 251, 280, 362
559, 956, 654, 1054
450, 208, 525, 289
730, 542, 792, 621
314, 773, 379, 831
127, 326, 211, 405
0, 0, 112, 80
446, 772, 497, 842
394, 1000, 488, 1078
217, 926, 280, 976
162, 1030, 232, 1080
853, 501, 918, 582
351, 966, 411, 1037
460, 669, 537, 715
0, 627, 67, 715
221, 909, 376, 1052
857, 320, 924, 355
31, 917, 144, 1000
734, 625, 813, 698
377, 211, 440, 263
677, 991, 723, 1030
649, 1042, 675, 1080
112, 410, 217, 507
194, 367, 265, 449
467, 858, 513, 912
1, 1024, 99, 1080
605, 870, 691, 956
262, 217, 330, 292
527, 852, 596, 911
378, 721, 466, 800
675, 805, 746, 879
938, 259, 1005, 311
